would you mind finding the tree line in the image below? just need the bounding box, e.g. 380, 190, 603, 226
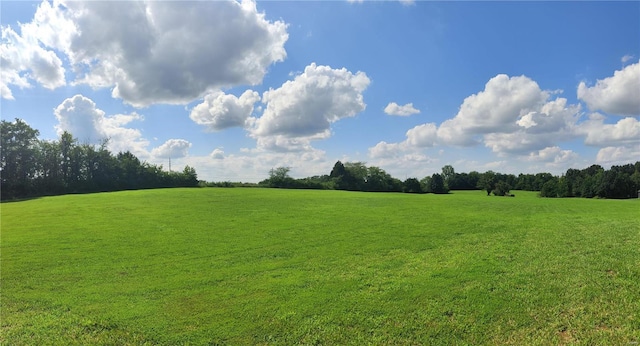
4, 118, 637, 200
260, 161, 640, 199
1, 119, 198, 200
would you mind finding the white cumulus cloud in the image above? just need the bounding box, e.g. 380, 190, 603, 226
54, 94, 149, 157
210, 148, 225, 159
596, 146, 640, 165
370, 74, 584, 167
190, 90, 260, 131
368, 123, 437, 160
1, 23, 66, 99
526, 146, 578, 164
405, 123, 437, 147
581, 116, 640, 147
436, 74, 580, 155
368, 141, 407, 159
384, 102, 420, 116
22, 0, 288, 107
437, 74, 549, 146
577, 61, 640, 116
151, 139, 192, 159
250, 62, 370, 151
254, 136, 319, 153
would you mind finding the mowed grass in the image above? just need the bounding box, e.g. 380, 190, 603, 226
2, 188, 639, 345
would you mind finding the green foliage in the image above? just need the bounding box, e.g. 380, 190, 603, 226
441, 164, 455, 189
402, 177, 423, 193
260, 168, 333, 189
2, 189, 639, 344
0, 120, 199, 200
0, 118, 40, 198
478, 171, 496, 196
419, 175, 431, 193
540, 178, 559, 197
327, 161, 402, 192
429, 173, 448, 194
261, 166, 295, 188
492, 181, 512, 196
258, 160, 639, 200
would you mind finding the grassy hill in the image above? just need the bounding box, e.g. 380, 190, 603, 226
2, 188, 639, 345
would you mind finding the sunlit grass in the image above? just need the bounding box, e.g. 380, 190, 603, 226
2, 188, 639, 345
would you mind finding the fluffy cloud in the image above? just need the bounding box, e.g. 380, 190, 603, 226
384, 102, 420, 116
572, 113, 640, 166
55, 95, 107, 142
375, 74, 579, 157
19, 0, 288, 107
368, 123, 437, 162
483, 100, 580, 156
596, 146, 640, 165
54, 94, 149, 157
405, 123, 437, 147
190, 90, 260, 131
577, 61, 640, 116
368, 141, 407, 159
250, 63, 370, 151
580, 115, 640, 147
210, 148, 225, 159
254, 136, 317, 153
526, 146, 578, 164
437, 74, 549, 146
19, 0, 77, 52
151, 139, 192, 159
369, 73, 585, 171
436, 74, 581, 155
1, 24, 65, 99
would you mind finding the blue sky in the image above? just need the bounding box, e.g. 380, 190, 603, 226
1, 0, 639, 182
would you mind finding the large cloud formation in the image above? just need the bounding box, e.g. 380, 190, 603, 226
1, 23, 66, 99
437, 74, 554, 147
151, 139, 192, 159
54, 94, 150, 157
370, 63, 640, 169
394, 75, 577, 152
3, 0, 288, 106
370, 74, 582, 168
577, 61, 640, 116
190, 90, 260, 131
249, 63, 370, 151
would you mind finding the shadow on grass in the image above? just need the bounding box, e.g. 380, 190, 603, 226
1, 196, 42, 203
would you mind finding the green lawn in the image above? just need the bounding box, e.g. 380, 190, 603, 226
2, 188, 639, 345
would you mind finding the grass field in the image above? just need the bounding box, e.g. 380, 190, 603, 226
2, 188, 639, 345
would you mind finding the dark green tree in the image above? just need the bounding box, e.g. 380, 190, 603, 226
264, 166, 294, 188
329, 161, 346, 178
441, 165, 455, 190
403, 178, 423, 193
478, 171, 496, 196
540, 178, 560, 197
429, 173, 448, 194
330, 161, 357, 190
1, 119, 40, 198
492, 181, 511, 196
420, 176, 431, 193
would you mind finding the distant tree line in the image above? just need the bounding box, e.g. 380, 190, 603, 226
1, 119, 198, 200
539, 164, 640, 199
259, 161, 640, 199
